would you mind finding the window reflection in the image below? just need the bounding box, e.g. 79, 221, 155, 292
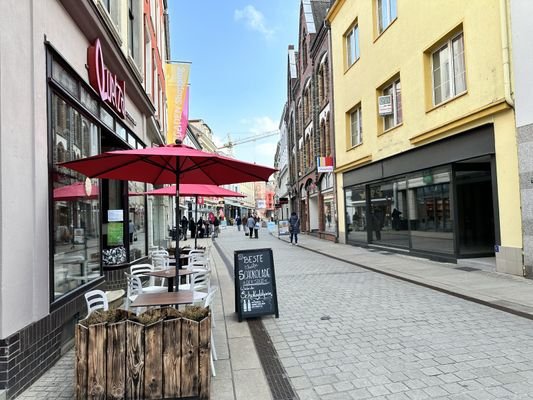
52, 93, 100, 300
369, 179, 409, 248
129, 181, 146, 261
408, 169, 454, 253
345, 186, 367, 242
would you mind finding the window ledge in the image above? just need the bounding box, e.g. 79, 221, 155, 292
426, 90, 468, 114
378, 122, 403, 136
344, 57, 360, 74
348, 142, 363, 151
374, 17, 398, 43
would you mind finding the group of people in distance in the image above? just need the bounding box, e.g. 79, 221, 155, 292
178, 210, 302, 246
180, 214, 221, 240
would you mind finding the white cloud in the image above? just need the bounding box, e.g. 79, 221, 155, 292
247, 116, 279, 134
234, 5, 274, 39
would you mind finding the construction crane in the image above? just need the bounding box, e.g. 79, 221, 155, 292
217, 130, 280, 150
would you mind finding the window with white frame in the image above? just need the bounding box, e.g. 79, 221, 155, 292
377, 0, 397, 34
432, 32, 466, 105
382, 79, 402, 131
346, 24, 360, 67
350, 105, 362, 147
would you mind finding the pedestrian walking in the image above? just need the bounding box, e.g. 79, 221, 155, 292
247, 214, 255, 239
212, 217, 220, 238
243, 215, 249, 236
188, 217, 196, 240
254, 215, 260, 239
180, 215, 188, 241
236, 215, 242, 231
289, 211, 300, 245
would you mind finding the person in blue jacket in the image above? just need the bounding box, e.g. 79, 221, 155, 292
289, 212, 300, 245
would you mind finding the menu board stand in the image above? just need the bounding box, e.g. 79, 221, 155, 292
234, 248, 279, 322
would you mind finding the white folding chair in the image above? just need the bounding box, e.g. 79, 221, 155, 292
130, 264, 167, 292
203, 287, 219, 376
84, 289, 109, 316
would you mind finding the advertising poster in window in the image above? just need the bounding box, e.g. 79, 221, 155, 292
107, 222, 124, 246
278, 220, 290, 236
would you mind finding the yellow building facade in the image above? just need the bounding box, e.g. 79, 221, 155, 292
327, 0, 522, 274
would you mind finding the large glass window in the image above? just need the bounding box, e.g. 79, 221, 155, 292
432, 32, 466, 105
408, 169, 454, 253
345, 186, 368, 242
52, 93, 100, 300
129, 181, 147, 261
369, 179, 409, 247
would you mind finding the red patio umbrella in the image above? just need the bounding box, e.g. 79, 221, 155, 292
142, 184, 246, 248
142, 184, 245, 198
60, 141, 276, 288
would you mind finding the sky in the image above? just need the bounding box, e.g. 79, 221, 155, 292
168, 1, 300, 168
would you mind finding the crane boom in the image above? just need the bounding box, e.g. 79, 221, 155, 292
217, 130, 279, 149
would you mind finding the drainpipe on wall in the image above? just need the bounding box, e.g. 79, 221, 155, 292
500, 0, 514, 107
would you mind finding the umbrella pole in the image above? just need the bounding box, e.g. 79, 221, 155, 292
194, 195, 198, 249
175, 161, 180, 291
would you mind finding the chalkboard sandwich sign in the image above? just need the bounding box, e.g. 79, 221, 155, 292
234, 248, 279, 322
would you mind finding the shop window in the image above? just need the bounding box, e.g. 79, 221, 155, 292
369, 179, 409, 248
407, 169, 454, 253
128, 181, 147, 261
345, 186, 367, 243
52, 93, 101, 301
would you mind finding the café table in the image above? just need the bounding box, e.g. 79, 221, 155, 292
130, 290, 194, 308
146, 268, 195, 292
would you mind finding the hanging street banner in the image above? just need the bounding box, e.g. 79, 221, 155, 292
317, 156, 334, 173
165, 62, 191, 144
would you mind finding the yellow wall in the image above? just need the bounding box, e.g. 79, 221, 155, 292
328, 0, 521, 247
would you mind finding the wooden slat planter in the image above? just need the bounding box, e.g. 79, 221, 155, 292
75, 313, 211, 400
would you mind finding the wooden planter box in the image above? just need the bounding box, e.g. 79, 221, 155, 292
75, 314, 211, 399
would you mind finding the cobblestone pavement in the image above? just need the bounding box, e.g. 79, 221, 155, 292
215, 229, 533, 400
15, 228, 533, 400
15, 349, 74, 399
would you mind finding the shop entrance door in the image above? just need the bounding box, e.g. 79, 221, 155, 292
455, 163, 495, 256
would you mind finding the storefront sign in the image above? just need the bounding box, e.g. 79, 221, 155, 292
279, 197, 289, 204
234, 248, 279, 322
88, 38, 126, 118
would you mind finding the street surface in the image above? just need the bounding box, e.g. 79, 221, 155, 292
215, 227, 533, 400
16, 226, 533, 400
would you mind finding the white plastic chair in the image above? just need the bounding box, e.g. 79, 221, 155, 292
125, 273, 145, 314
84, 289, 109, 316
130, 264, 167, 292
203, 287, 219, 377
151, 249, 170, 269
178, 268, 211, 298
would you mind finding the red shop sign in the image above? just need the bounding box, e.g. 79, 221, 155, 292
87, 38, 126, 118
